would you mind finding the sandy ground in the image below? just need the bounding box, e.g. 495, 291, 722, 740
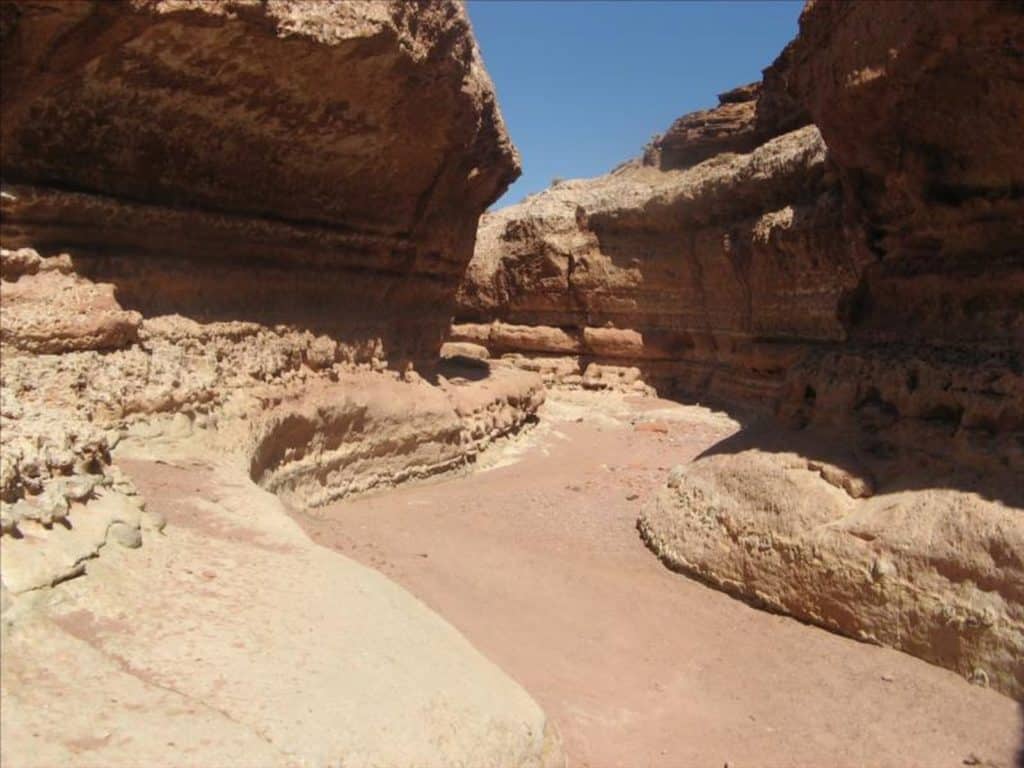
295, 392, 1024, 768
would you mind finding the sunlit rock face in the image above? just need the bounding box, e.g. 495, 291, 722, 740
455, 0, 1023, 474
455, 0, 1024, 697
0, 5, 568, 766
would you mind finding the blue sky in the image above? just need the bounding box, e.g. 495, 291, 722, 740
466, 1, 802, 207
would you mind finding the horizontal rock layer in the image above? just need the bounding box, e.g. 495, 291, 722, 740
454, 0, 1024, 696
455, 2, 1024, 473
0, 247, 555, 765
1, 0, 520, 365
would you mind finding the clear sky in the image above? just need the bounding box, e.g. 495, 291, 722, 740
466, 1, 803, 207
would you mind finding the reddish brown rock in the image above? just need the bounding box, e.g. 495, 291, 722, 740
646, 83, 762, 169
454, 0, 1024, 696
644, 44, 810, 172
0, 249, 141, 353
1, 0, 519, 365
456, 1, 1024, 473
456, 123, 864, 403
785, 0, 1024, 350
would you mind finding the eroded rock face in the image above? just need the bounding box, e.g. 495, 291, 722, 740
639, 444, 1024, 698
1, 0, 519, 365
0, 252, 554, 764
455, 0, 1024, 467
0, 4, 564, 764
0, 250, 544, 585
454, 0, 1024, 696
456, 123, 868, 402
787, 0, 1024, 350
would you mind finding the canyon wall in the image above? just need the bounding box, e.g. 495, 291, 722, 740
455, 0, 1023, 469
0, 3, 562, 765
454, 0, 1024, 697
1, 0, 519, 366
0, 0, 547, 582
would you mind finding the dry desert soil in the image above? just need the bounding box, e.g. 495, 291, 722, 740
284, 392, 1023, 768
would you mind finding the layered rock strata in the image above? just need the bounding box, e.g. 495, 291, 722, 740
0, 244, 545, 592
1, 0, 519, 366
454, 1, 1024, 696
1, 2, 561, 764
0, 248, 551, 763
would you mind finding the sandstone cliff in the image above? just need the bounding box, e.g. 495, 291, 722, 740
1, 0, 519, 366
454, 1, 1024, 697
0, 3, 563, 765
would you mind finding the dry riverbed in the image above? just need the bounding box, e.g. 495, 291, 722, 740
295, 392, 1023, 768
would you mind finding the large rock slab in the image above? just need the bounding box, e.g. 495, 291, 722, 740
2, 455, 562, 767
639, 441, 1024, 698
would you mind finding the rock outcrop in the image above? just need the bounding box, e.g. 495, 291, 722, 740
1, 3, 563, 765
639, 436, 1024, 698
454, 0, 1024, 697
1, 0, 519, 366
2, 454, 563, 768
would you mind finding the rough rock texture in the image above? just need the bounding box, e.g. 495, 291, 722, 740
0, 249, 142, 353
250, 365, 544, 511
0, 3, 564, 764
639, 437, 1024, 699
0, 253, 551, 765
0, 249, 544, 586
1, 0, 519, 366
788, 0, 1024, 354
644, 75, 808, 170
454, 1, 1024, 696
2, 455, 563, 768
455, 123, 867, 404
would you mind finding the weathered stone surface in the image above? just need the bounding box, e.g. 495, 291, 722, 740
1, 249, 142, 353
1, 260, 545, 555
639, 442, 1024, 698
1, 254, 557, 765
454, 0, 1024, 696
644, 43, 810, 173
456, 124, 867, 401
787, 0, 1024, 346
1, 0, 519, 364
2, 455, 564, 768
646, 83, 762, 170
0, 3, 565, 764
455, 2, 1024, 469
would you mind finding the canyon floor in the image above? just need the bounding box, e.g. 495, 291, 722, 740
294, 391, 1022, 768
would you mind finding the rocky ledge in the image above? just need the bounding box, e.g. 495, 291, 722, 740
1, 0, 519, 366
0, 2, 563, 765
453, 0, 1024, 697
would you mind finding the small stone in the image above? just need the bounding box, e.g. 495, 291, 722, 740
143, 509, 167, 533
871, 557, 895, 582
62, 475, 98, 502
667, 465, 686, 489
109, 521, 142, 549
968, 667, 989, 688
